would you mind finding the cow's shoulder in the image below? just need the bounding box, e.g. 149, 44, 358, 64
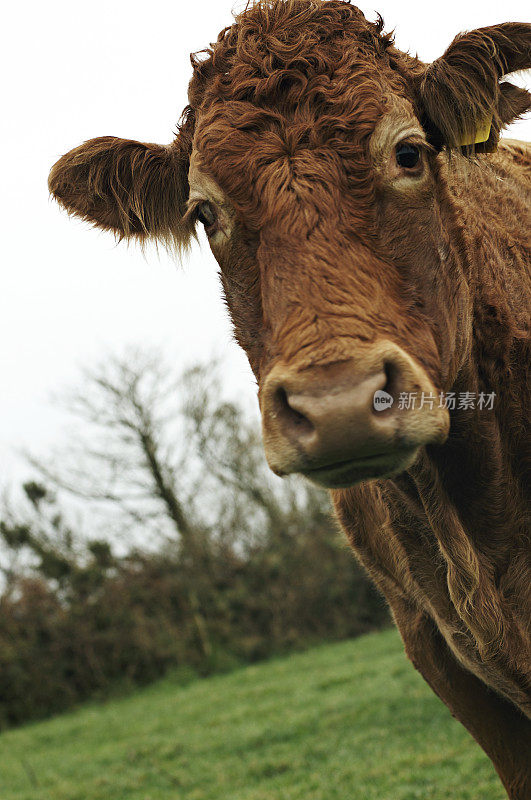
497, 137, 531, 166
445, 139, 530, 306
489, 138, 531, 186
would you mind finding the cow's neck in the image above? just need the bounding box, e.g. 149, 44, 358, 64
407, 288, 527, 568
395, 147, 530, 634
422, 148, 529, 536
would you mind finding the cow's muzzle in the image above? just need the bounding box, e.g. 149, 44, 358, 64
260, 342, 450, 488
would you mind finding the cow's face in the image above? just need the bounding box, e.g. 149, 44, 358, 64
48, 2, 531, 488
188, 94, 456, 486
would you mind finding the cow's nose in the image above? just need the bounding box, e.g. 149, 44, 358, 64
268, 366, 388, 455
260, 343, 449, 488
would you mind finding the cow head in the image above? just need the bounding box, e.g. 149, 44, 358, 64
49, 1, 531, 488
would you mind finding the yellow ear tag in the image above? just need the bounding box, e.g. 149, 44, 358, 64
458, 115, 493, 146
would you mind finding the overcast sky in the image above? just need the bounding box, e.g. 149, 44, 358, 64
1, 0, 529, 484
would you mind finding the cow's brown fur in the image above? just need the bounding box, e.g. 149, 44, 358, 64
48, 2, 531, 797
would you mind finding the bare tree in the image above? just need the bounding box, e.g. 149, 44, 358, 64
26, 349, 215, 654
22, 348, 333, 657
29, 350, 196, 546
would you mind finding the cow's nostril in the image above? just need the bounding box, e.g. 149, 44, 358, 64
371, 360, 403, 417
383, 360, 399, 396
273, 387, 315, 436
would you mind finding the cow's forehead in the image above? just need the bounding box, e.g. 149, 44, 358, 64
189, 91, 423, 231
188, 7, 417, 227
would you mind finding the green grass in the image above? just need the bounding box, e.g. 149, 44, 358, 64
0, 628, 503, 800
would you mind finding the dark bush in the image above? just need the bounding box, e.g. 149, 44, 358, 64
0, 518, 388, 728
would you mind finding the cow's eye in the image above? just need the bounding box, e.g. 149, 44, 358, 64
396, 143, 421, 169
196, 202, 218, 235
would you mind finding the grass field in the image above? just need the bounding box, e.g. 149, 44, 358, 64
0, 628, 504, 800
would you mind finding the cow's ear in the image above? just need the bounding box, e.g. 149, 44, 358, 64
418, 23, 531, 152
48, 111, 195, 252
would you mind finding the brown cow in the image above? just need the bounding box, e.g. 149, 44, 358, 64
48, 1, 530, 796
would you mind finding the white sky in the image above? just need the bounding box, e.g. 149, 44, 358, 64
1, 0, 530, 485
